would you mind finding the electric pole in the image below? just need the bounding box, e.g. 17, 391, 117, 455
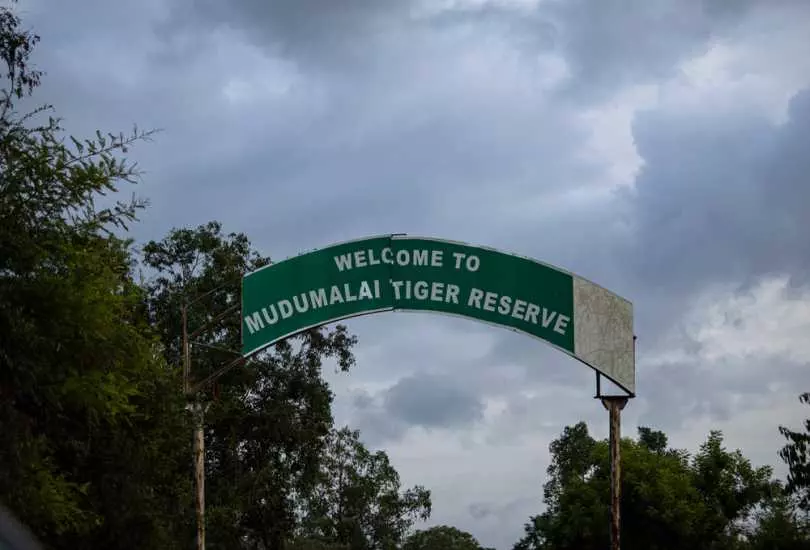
181, 284, 246, 550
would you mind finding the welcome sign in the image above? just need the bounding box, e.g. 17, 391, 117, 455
241, 235, 635, 394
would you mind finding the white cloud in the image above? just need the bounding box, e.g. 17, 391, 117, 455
574, 2, 810, 196
576, 84, 658, 189
219, 39, 302, 107
413, 0, 542, 19
646, 275, 810, 369
687, 275, 810, 363
659, 4, 810, 123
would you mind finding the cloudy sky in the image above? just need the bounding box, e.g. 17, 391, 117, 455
17, 0, 810, 547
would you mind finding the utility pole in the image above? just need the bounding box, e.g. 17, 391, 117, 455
186, 400, 208, 550
181, 286, 246, 550
182, 303, 208, 550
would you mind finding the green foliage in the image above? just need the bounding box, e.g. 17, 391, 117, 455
746, 491, 810, 550
514, 424, 787, 550
298, 427, 431, 550
286, 540, 350, 550
0, 7, 429, 549
691, 430, 777, 542
779, 392, 810, 512
0, 1, 41, 105
141, 223, 431, 550
638, 425, 668, 453
142, 223, 352, 548
0, 2, 181, 546
141, 220, 267, 372
403, 525, 493, 550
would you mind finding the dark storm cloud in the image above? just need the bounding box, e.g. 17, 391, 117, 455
169, 0, 411, 73
384, 372, 485, 428
339, 370, 487, 446
30, 0, 795, 280
203, 104, 594, 259
468, 496, 537, 523
24, 0, 602, 259
346, 389, 409, 445
613, 83, 810, 428
539, 0, 759, 101
625, 89, 810, 313
179, 0, 764, 101
141, 0, 807, 265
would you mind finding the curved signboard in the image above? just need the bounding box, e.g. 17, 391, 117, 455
241, 235, 635, 394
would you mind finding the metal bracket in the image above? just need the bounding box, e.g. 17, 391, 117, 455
594, 335, 637, 400
594, 372, 634, 400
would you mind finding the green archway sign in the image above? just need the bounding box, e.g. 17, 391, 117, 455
241, 234, 635, 395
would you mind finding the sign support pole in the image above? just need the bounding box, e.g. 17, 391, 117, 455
601, 395, 628, 550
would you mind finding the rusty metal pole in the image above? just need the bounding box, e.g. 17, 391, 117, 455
602, 396, 628, 550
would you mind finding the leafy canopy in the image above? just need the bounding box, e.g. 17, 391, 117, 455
779, 392, 810, 512
514, 423, 782, 550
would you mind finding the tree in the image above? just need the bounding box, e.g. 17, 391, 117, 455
141, 223, 440, 549
513, 424, 777, 550
0, 7, 451, 548
0, 3, 187, 548
779, 392, 810, 512
403, 525, 494, 550
690, 430, 776, 544
141, 222, 361, 549
298, 427, 431, 550
638, 426, 668, 453
746, 489, 810, 550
